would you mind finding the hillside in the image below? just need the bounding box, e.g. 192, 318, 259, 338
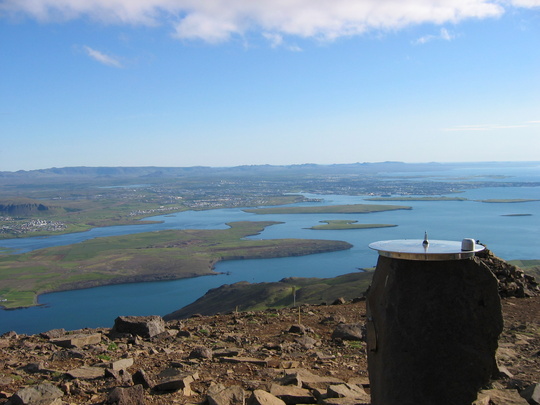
0, 198, 61, 217
164, 271, 374, 320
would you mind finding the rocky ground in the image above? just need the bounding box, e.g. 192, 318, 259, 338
0, 295, 539, 405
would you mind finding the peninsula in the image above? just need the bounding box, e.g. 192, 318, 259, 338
308, 220, 397, 230
0, 221, 352, 309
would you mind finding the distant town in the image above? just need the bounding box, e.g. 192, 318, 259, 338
0, 162, 538, 238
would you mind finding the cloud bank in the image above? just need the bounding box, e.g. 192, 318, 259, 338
2, 0, 540, 43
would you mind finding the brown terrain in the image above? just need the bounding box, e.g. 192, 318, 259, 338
0, 295, 538, 405
0, 249, 539, 405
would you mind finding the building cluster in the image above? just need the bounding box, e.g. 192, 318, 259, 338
0, 218, 67, 235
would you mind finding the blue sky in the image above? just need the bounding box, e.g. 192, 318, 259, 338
1, 0, 539, 171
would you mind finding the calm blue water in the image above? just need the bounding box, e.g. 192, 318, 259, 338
1, 166, 539, 335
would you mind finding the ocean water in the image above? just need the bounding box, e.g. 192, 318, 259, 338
0, 165, 539, 334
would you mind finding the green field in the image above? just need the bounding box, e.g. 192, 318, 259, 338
308, 220, 397, 230
243, 203, 411, 215
0, 221, 352, 309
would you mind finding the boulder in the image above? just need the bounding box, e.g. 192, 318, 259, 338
247, 390, 286, 405
189, 346, 213, 359
67, 366, 105, 380
50, 333, 101, 348
475, 389, 529, 405
112, 316, 165, 338
153, 369, 195, 394
8, 383, 63, 405
326, 384, 370, 401
207, 383, 246, 405
331, 324, 363, 341
269, 384, 315, 404
521, 383, 540, 405
106, 385, 145, 405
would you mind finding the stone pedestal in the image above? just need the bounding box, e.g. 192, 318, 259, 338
366, 255, 503, 405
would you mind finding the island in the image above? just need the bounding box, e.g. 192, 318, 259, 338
0, 221, 352, 309
308, 220, 397, 230
243, 204, 411, 215
478, 199, 539, 203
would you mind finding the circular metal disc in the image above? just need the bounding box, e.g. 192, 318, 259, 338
368, 239, 485, 261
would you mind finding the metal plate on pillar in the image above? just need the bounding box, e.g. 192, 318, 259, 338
368, 239, 484, 261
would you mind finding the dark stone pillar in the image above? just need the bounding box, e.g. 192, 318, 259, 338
366, 255, 503, 405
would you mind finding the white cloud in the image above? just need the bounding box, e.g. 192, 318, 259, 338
1, 0, 538, 43
83, 46, 122, 67
413, 27, 455, 44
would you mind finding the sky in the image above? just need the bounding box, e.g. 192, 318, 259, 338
1, 0, 539, 171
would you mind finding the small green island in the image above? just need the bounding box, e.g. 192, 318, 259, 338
0, 221, 352, 309
308, 220, 397, 230
501, 214, 533, 217
478, 199, 539, 203
243, 203, 411, 215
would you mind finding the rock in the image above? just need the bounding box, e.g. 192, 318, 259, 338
106, 385, 145, 405
521, 383, 540, 405
247, 390, 286, 405
67, 366, 105, 380
320, 315, 346, 325
111, 358, 134, 371
277, 369, 344, 389
294, 336, 317, 350
331, 324, 363, 341
497, 364, 514, 379
220, 357, 268, 366
153, 369, 195, 394
105, 369, 133, 386
132, 370, 153, 389
51, 349, 85, 361
189, 346, 213, 360
22, 362, 45, 373
475, 389, 529, 405
320, 398, 370, 405
367, 255, 503, 405
39, 329, 65, 340
207, 383, 246, 405
326, 383, 370, 401
50, 333, 102, 348
8, 383, 63, 405
288, 325, 306, 334
269, 384, 315, 404
476, 249, 539, 298
112, 316, 165, 338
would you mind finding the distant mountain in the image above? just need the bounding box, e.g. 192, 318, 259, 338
2, 161, 537, 183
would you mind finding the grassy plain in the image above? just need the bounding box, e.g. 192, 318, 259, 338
0, 221, 352, 309
308, 220, 397, 230
243, 204, 411, 215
